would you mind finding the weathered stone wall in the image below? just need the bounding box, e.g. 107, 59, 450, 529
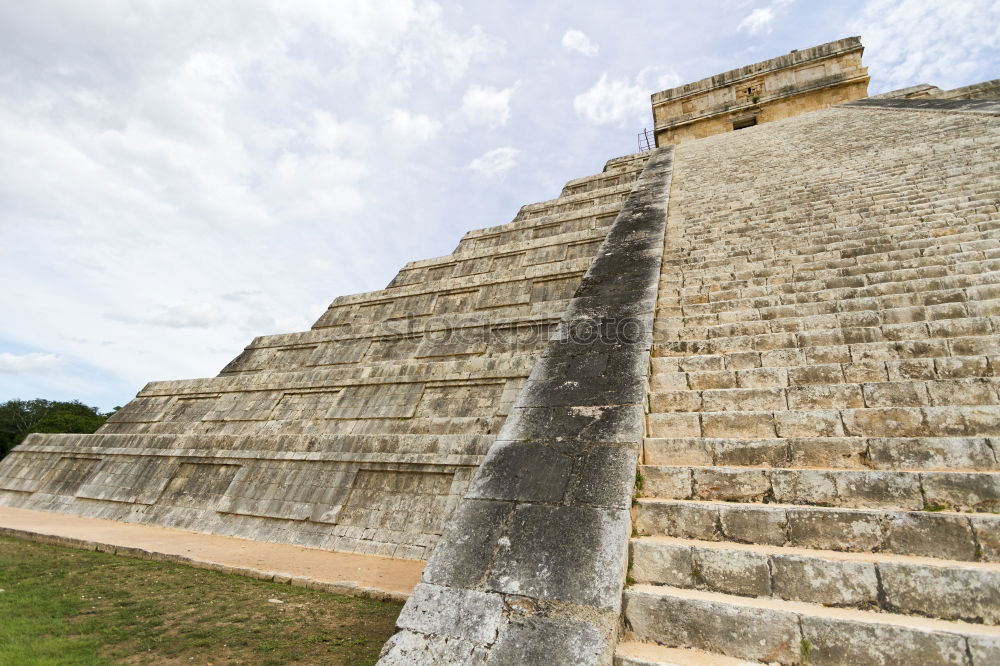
652, 37, 869, 145
0, 152, 650, 560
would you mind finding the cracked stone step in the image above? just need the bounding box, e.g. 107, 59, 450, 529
666, 252, 1000, 297
646, 406, 1000, 439
662, 246, 1000, 283
637, 465, 1000, 512
651, 344, 998, 372
650, 379, 1000, 412
642, 436, 1000, 471
654, 318, 1000, 349
633, 498, 1000, 562
660, 223, 998, 272
664, 217, 998, 259
629, 535, 1000, 624
623, 584, 1000, 665
662, 286, 1000, 331
615, 640, 758, 666
652, 333, 1000, 359
651, 359, 998, 393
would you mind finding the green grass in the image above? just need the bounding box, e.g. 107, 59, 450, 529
0, 535, 403, 665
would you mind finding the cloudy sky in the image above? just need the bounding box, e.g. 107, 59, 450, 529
1, 0, 998, 411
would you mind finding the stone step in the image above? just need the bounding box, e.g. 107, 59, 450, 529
649, 379, 1000, 412
646, 405, 1000, 439
655, 317, 1000, 351
656, 302, 1000, 342
663, 280, 1000, 326
642, 437, 1000, 471
663, 235, 1000, 285
651, 331, 1000, 358
615, 641, 757, 666
663, 244, 1000, 290
666, 252, 1000, 301
667, 212, 998, 256
455, 202, 621, 251
662, 213, 995, 258
638, 465, 1000, 511
676, 202, 999, 246
651, 357, 997, 392
389, 227, 612, 287
652, 352, 995, 379
633, 498, 998, 562
630, 536, 1000, 624
661, 233, 999, 276
623, 584, 1000, 665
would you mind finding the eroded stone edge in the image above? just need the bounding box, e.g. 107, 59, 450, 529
377, 147, 675, 666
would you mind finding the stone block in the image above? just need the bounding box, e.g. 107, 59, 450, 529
771, 554, 878, 606
378, 629, 487, 666
642, 466, 692, 498
395, 584, 505, 645
484, 616, 609, 666
624, 589, 801, 664
647, 412, 701, 438
702, 412, 775, 438
717, 504, 787, 546
643, 437, 713, 466
487, 504, 630, 611
880, 561, 1000, 623
422, 499, 512, 589
886, 512, 978, 560
774, 410, 845, 437
630, 540, 694, 586
467, 442, 571, 503
921, 472, 1000, 512
800, 615, 969, 666
566, 444, 638, 509
786, 508, 883, 552
693, 468, 770, 502
691, 546, 771, 597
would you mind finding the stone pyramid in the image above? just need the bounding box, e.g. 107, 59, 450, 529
3, 36, 1000, 665
0, 149, 650, 561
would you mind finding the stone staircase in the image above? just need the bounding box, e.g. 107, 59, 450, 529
618, 105, 1000, 664
0, 152, 650, 561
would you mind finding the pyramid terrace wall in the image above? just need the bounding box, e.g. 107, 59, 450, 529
0, 154, 650, 560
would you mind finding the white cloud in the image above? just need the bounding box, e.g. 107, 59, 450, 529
573, 74, 649, 126
737, 0, 794, 35
460, 84, 517, 128
562, 29, 599, 56
638, 66, 684, 92
110, 303, 227, 329
386, 108, 442, 146
853, 0, 1000, 93
0, 352, 63, 374
468, 147, 520, 176
737, 8, 776, 35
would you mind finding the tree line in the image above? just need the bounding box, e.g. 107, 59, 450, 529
0, 399, 118, 460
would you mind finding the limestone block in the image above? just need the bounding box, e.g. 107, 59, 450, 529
880, 561, 1000, 623
691, 546, 771, 597
624, 588, 801, 664
770, 554, 878, 606
799, 615, 969, 666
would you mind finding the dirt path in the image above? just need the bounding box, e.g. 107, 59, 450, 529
0, 505, 423, 601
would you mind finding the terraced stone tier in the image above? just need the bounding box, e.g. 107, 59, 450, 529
623, 100, 1000, 664
0, 152, 650, 560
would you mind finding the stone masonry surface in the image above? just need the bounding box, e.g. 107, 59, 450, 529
621, 99, 1000, 665
377, 148, 675, 665
0, 150, 650, 561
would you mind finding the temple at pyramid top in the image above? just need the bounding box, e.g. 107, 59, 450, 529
650, 36, 870, 145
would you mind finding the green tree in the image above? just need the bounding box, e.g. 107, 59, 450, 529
0, 399, 113, 460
